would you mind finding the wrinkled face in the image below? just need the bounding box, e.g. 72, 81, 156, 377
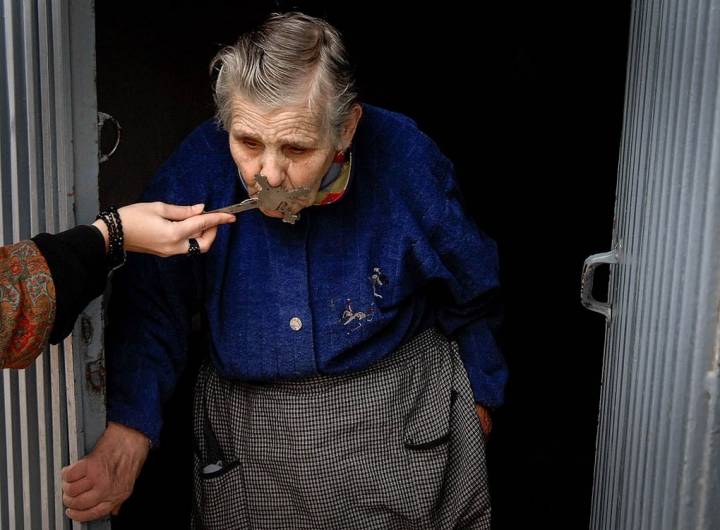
228, 95, 339, 218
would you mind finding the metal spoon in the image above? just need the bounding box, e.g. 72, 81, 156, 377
207, 174, 311, 224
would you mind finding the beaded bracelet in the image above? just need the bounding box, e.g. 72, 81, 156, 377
96, 206, 126, 270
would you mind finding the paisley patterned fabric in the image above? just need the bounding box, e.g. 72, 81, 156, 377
0, 240, 56, 369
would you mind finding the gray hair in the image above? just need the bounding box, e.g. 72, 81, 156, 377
211, 12, 357, 143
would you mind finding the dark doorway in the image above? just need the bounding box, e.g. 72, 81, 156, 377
96, 2, 631, 528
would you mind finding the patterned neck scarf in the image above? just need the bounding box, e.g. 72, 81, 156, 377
314, 149, 352, 206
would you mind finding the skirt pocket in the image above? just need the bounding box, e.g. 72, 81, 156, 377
194, 457, 248, 530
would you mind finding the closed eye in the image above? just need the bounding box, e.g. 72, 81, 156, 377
243, 139, 261, 149
287, 146, 308, 155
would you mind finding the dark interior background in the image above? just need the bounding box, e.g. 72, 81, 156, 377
96, 1, 632, 528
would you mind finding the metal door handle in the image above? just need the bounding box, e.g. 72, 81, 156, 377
581, 247, 619, 319
98, 112, 121, 163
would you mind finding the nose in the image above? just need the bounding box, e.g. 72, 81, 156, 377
259, 152, 287, 188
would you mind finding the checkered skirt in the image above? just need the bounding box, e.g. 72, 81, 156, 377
192, 328, 490, 529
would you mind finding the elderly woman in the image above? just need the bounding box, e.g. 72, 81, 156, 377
62, 12, 506, 529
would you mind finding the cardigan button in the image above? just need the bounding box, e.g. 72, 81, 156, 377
289, 317, 303, 331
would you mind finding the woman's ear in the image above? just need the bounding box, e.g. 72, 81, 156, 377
339, 103, 363, 150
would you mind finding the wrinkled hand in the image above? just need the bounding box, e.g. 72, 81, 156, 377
93, 202, 236, 257
62, 422, 150, 522
475, 403, 493, 439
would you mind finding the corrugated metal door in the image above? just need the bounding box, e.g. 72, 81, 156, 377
584, 0, 720, 528
0, 0, 107, 529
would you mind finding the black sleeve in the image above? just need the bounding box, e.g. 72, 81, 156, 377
32, 225, 108, 343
